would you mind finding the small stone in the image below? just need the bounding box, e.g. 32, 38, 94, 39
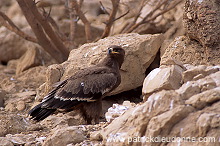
0, 137, 13, 146
16, 100, 26, 111
90, 131, 103, 141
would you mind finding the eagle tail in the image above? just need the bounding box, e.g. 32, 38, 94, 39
28, 103, 56, 121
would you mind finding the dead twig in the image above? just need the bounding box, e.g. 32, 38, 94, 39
125, 0, 182, 33
24, 0, 69, 58
42, 10, 68, 42
114, 9, 129, 22
120, 0, 147, 33
99, 1, 110, 15
0, 11, 38, 43
16, 0, 68, 63
71, 0, 92, 42
101, 0, 120, 39
68, 0, 78, 47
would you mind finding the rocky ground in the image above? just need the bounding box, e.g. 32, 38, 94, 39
0, 0, 220, 146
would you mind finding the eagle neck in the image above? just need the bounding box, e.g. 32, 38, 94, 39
99, 56, 121, 70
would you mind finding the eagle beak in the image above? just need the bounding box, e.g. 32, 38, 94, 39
111, 51, 120, 54
108, 47, 120, 54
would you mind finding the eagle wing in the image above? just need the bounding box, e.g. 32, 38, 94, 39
41, 68, 119, 109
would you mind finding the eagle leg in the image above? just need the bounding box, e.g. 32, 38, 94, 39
81, 100, 102, 124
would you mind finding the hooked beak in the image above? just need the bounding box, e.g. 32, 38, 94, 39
108, 48, 119, 54
111, 51, 120, 54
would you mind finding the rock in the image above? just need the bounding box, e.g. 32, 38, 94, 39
101, 64, 220, 146
166, 102, 220, 146
6, 134, 26, 145
12, 91, 36, 99
41, 64, 64, 99
182, 65, 219, 83
183, 0, 220, 49
0, 137, 13, 146
101, 90, 185, 145
5, 133, 41, 146
176, 81, 200, 100
0, 27, 27, 63
16, 45, 56, 74
210, 71, 220, 86
177, 70, 219, 100
16, 100, 26, 111
142, 65, 184, 100
160, 36, 217, 65
40, 111, 85, 129
185, 87, 220, 109
196, 113, 220, 137
90, 131, 103, 141
15, 66, 47, 90
44, 33, 164, 96
183, 0, 220, 64
145, 105, 194, 145
105, 101, 135, 123
43, 126, 86, 145
0, 26, 56, 72
161, 16, 186, 56
4, 91, 36, 112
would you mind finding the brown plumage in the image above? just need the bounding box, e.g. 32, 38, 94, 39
28, 45, 125, 124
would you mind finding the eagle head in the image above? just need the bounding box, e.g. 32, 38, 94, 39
107, 45, 125, 68
108, 45, 125, 56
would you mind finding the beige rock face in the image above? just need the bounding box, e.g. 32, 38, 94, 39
43, 33, 164, 96
183, 0, 220, 49
142, 65, 184, 100
101, 65, 220, 146
185, 87, 220, 109
181, 0, 220, 64
161, 36, 214, 65
182, 65, 219, 83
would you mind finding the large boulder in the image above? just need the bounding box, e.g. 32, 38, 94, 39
41, 33, 164, 98
142, 64, 184, 100
0, 27, 56, 73
0, 27, 27, 63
